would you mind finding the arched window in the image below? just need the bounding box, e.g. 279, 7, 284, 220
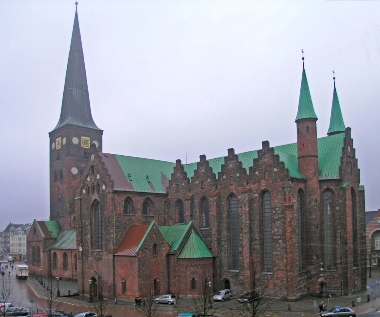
323, 190, 334, 269
262, 191, 273, 272
121, 278, 126, 293
52, 252, 57, 269
201, 198, 209, 228
351, 188, 358, 267
297, 190, 306, 271
124, 198, 134, 215
59, 169, 63, 181
177, 200, 184, 223
32, 247, 36, 265
154, 278, 160, 295
191, 278, 196, 290
37, 246, 41, 266
91, 184, 95, 194
142, 200, 150, 215
63, 252, 68, 270
33, 227, 36, 236
90, 166, 95, 174
92, 200, 102, 250
74, 254, 77, 271
229, 195, 239, 270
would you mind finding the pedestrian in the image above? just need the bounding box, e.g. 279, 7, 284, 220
134, 295, 139, 308
319, 301, 324, 313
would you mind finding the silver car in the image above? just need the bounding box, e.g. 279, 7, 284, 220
213, 289, 232, 301
155, 294, 176, 305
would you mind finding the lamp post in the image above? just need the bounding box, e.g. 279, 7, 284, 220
208, 281, 212, 308
39, 269, 42, 285
55, 277, 60, 297
89, 279, 93, 303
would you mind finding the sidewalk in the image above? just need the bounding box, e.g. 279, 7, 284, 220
27, 271, 380, 317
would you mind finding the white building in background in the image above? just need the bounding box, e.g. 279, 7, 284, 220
10, 225, 31, 261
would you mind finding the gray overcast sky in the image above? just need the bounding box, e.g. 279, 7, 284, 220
1, 1, 379, 228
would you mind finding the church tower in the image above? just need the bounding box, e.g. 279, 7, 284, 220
49, 4, 103, 229
295, 57, 321, 278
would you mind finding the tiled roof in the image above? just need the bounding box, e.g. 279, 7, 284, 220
101, 133, 347, 193
114, 224, 150, 256
36, 221, 61, 239
45, 229, 76, 250
178, 230, 213, 259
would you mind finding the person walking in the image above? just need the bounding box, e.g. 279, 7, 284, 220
319, 301, 324, 313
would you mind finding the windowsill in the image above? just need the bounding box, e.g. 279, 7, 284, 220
124, 214, 135, 216
200, 228, 209, 230
261, 271, 273, 275
228, 270, 239, 273
143, 214, 154, 217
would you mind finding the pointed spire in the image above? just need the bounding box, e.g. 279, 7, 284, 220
52, 3, 100, 132
295, 53, 318, 122
327, 72, 345, 135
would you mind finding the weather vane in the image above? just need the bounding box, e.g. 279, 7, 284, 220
332, 70, 335, 87
301, 49, 304, 69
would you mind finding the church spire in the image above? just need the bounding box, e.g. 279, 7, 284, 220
327, 73, 345, 136
295, 54, 318, 122
52, 3, 100, 132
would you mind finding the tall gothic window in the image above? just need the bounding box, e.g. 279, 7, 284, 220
124, 197, 133, 215
32, 247, 36, 265
74, 253, 77, 271
201, 198, 209, 228
37, 246, 41, 266
177, 200, 184, 223
121, 278, 126, 293
191, 278, 196, 290
323, 190, 334, 269
351, 188, 358, 267
297, 190, 306, 271
52, 252, 57, 269
93, 200, 102, 250
229, 195, 239, 270
262, 191, 273, 272
142, 200, 150, 215
63, 252, 68, 270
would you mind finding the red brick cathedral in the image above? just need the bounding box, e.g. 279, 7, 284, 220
28, 6, 366, 301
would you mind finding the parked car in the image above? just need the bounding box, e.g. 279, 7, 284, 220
213, 289, 232, 302
178, 313, 196, 317
74, 312, 97, 317
320, 306, 356, 317
5, 307, 28, 316
155, 294, 177, 305
238, 291, 259, 303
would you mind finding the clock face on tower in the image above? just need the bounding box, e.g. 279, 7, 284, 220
81, 136, 91, 148
56, 137, 62, 150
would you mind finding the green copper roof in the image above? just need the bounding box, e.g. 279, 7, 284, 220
52, 7, 100, 132
105, 133, 347, 192
178, 230, 213, 259
295, 68, 318, 121
46, 229, 76, 250
159, 222, 192, 252
327, 85, 345, 135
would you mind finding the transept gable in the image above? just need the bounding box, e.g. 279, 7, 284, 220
218, 148, 247, 184
169, 159, 190, 194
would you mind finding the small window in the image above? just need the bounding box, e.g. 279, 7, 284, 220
121, 278, 126, 293
124, 198, 133, 215
52, 252, 57, 269
201, 181, 205, 189
191, 278, 196, 290
90, 166, 95, 174
59, 169, 63, 181
229, 176, 233, 185
153, 243, 157, 257
91, 184, 95, 194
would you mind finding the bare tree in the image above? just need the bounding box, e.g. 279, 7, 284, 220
190, 278, 217, 317
39, 275, 62, 317
0, 274, 15, 317
138, 287, 158, 317
92, 282, 114, 317
237, 280, 271, 317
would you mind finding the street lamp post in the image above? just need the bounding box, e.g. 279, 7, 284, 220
56, 277, 60, 297
89, 279, 93, 303
208, 281, 212, 308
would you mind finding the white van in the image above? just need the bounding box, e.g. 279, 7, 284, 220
0, 303, 13, 312
15, 265, 29, 280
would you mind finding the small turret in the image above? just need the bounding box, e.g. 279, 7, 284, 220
327, 74, 345, 136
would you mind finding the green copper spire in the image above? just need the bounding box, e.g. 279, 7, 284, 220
52, 4, 100, 132
295, 60, 318, 122
327, 77, 345, 135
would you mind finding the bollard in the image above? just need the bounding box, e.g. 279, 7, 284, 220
352, 300, 355, 307
367, 294, 370, 302
68, 290, 71, 296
